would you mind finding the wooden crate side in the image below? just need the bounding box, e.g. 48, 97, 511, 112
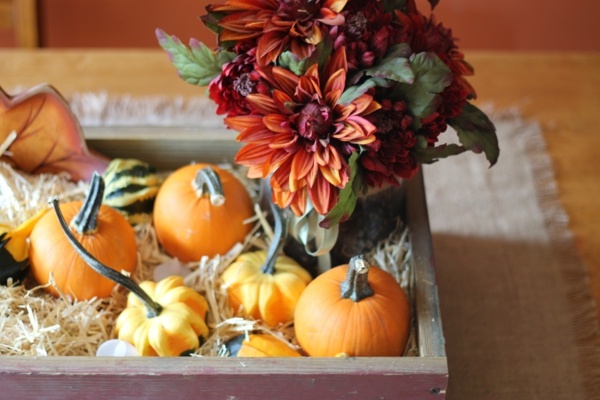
406, 169, 447, 358
0, 356, 448, 400
85, 126, 241, 171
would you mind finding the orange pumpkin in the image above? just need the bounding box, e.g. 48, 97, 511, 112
226, 334, 302, 357
29, 173, 137, 300
48, 196, 210, 357
153, 164, 254, 262
294, 255, 410, 357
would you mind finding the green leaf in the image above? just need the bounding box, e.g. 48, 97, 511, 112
321, 151, 365, 228
338, 77, 389, 105
412, 143, 467, 164
382, 0, 406, 13
362, 43, 413, 84
394, 52, 452, 125
311, 36, 334, 69
449, 103, 500, 166
200, 11, 225, 35
277, 38, 333, 76
156, 29, 235, 87
278, 52, 311, 76
384, 43, 413, 60
364, 57, 414, 84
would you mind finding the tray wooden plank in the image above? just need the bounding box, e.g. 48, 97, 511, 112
0, 356, 447, 400
407, 171, 446, 358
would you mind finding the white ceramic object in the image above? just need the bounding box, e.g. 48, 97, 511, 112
96, 339, 140, 357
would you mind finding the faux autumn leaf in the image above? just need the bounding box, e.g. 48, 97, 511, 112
0, 84, 109, 182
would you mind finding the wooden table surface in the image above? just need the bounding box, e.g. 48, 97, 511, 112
2, 49, 600, 321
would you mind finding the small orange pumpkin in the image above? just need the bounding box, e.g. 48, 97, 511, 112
29, 173, 137, 300
153, 164, 254, 262
226, 334, 302, 357
294, 255, 410, 357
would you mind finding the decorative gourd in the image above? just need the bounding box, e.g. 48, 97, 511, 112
102, 158, 160, 224
153, 164, 254, 261
49, 196, 210, 357
0, 209, 47, 285
226, 333, 302, 357
28, 173, 137, 300
294, 255, 410, 357
115, 276, 209, 357
221, 204, 311, 327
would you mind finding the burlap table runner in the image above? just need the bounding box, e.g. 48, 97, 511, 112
70, 95, 600, 399
424, 108, 600, 399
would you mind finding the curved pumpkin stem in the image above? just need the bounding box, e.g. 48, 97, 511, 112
340, 255, 374, 302
71, 172, 104, 234
192, 166, 226, 206
261, 202, 289, 275
50, 196, 163, 318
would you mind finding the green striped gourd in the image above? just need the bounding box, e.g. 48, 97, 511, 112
102, 158, 160, 224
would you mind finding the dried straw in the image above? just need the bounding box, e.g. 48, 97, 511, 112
0, 162, 415, 358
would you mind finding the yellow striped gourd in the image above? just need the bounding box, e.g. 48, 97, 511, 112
102, 158, 161, 224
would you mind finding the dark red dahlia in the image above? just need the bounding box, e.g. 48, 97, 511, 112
361, 99, 419, 187
208, 45, 269, 118
330, 2, 396, 71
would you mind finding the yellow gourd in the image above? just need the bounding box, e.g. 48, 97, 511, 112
0, 209, 47, 284
221, 204, 311, 327
115, 276, 210, 357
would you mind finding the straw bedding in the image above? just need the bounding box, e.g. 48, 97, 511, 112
0, 161, 416, 358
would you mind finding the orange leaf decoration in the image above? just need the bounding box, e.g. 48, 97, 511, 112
0, 84, 109, 182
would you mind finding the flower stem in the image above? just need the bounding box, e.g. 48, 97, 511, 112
261, 202, 288, 275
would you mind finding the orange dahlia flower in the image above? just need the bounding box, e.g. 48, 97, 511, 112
208, 0, 347, 66
226, 47, 380, 216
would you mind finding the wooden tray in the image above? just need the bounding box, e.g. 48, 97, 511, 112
0, 127, 448, 400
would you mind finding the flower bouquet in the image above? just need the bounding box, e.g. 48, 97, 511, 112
156, 0, 499, 258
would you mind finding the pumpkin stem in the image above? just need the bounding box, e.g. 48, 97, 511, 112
71, 172, 104, 234
261, 202, 289, 275
192, 166, 226, 206
49, 196, 164, 318
340, 255, 374, 302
